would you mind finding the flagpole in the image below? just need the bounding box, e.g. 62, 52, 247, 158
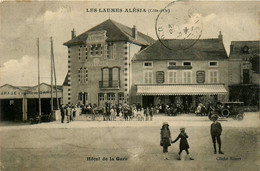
50, 37, 53, 113
37, 38, 41, 122
51, 37, 59, 110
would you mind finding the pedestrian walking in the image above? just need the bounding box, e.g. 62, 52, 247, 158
160, 122, 172, 160
210, 115, 224, 154
172, 127, 194, 160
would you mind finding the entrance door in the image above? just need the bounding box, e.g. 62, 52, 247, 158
142, 96, 154, 108
182, 95, 192, 113
0, 99, 22, 121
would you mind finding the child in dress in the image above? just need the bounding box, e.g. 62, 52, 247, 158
137, 109, 141, 121
172, 128, 194, 160
160, 122, 172, 160
140, 108, 144, 121
110, 107, 116, 121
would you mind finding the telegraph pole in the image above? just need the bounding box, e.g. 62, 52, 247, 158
37, 38, 41, 122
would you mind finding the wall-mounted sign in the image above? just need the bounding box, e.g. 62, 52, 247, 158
168, 66, 192, 70
156, 71, 164, 83
87, 30, 107, 43
196, 71, 205, 83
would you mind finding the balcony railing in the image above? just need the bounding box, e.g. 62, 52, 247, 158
99, 80, 120, 89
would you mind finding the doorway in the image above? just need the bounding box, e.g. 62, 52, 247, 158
142, 96, 154, 108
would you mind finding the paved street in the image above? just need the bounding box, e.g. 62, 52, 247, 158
0, 112, 259, 171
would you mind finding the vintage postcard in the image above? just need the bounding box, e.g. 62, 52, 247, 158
0, 1, 259, 171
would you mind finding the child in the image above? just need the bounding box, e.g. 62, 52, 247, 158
137, 109, 141, 121
140, 108, 144, 121
110, 107, 116, 121
160, 122, 172, 160
172, 128, 194, 160
211, 114, 224, 154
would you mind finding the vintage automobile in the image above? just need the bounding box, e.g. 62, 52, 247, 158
208, 102, 245, 121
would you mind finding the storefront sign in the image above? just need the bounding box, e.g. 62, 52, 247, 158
0, 91, 22, 95
196, 71, 205, 83
156, 71, 164, 83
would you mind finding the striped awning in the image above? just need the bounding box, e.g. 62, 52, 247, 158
136, 84, 228, 96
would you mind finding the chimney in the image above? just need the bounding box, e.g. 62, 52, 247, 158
71, 28, 76, 39
132, 25, 137, 40
218, 31, 223, 41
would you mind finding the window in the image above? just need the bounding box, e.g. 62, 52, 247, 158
98, 93, 104, 101
107, 42, 114, 59
168, 61, 177, 66
183, 71, 192, 84
107, 93, 115, 100
183, 61, 191, 66
90, 44, 103, 56
143, 62, 153, 68
209, 61, 218, 67
118, 93, 124, 101
209, 70, 218, 83
78, 67, 88, 84
168, 71, 177, 83
143, 70, 153, 84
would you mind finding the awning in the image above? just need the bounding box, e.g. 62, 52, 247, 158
136, 84, 228, 96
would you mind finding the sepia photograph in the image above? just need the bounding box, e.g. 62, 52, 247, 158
0, 1, 259, 170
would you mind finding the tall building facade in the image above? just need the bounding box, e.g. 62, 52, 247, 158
130, 32, 229, 108
228, 41, 260, 108
63, 19, 154, 106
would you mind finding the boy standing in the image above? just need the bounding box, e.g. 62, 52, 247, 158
210, 115, 224, 154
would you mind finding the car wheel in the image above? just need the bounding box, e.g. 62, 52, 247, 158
222, 109, 230, 117
236, 114, 244, 121
208, 113, 213, 120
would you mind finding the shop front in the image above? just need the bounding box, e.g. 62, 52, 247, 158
137, 84, 228, 110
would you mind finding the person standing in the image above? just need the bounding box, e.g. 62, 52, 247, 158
210, 115, 224, 154
172, 128, 194, 160
66, 104, 71, 123
149, 106, 153, 121
145, 107, 149, 121
160, 122, 172, 160
60, 105, 65, 123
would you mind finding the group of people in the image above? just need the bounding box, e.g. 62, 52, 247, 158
160, 114, 224, 160
60, 104, 77, 123
80, 102, 155, 121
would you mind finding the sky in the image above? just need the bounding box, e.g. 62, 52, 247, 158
0, 1, 259, 86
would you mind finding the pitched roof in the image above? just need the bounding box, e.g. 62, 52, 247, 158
229, 41, 260, 58
63, 19, 155, 46
133, 39, 228, 61
62, 73, 69, 86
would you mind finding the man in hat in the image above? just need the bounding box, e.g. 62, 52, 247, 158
210, 115, 224, 154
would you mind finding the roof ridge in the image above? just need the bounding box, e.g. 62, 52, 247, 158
109, 19, 130, 40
